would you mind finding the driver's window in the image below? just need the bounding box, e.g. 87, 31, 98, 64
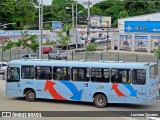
7, 67, 20, 82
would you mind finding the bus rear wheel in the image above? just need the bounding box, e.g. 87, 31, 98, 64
94, 94, 107, 108
25, 90, 36, 102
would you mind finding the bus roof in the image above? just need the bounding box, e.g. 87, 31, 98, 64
8, 59, 157, 69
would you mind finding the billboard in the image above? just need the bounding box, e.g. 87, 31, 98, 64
135, 36, 148, 51
52, 21, 62, 30
125, 21, 160, 33
151, 36, 160, 51
120, 35, 132, 50
90, 16, 111, 28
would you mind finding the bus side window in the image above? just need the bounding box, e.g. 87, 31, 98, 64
21, 66, 34, 79
91, 68, 110, 83
72, 67, 89, 82
111, 69, 131, 84
35, 66, 52, 80
132, 69, 146, 85
53, 67, 70, 80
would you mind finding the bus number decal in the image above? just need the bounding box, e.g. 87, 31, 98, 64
84, 83, 88, 87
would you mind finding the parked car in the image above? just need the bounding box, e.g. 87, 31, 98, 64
102, 37, 111, 43
0, 61, 7, 74
22, 54, 39, 59
43, 46, 53, 54
95, 38, 103, 44
48, 50, 67, 60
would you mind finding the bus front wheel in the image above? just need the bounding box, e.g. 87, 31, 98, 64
25, 90, 36, 102
93, 94, 107, 108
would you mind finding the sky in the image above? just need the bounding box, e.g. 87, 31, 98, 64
43, 0, 104, 7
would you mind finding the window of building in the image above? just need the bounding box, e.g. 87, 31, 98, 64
91, 68, 110, 83
53, 67, 70, 80
21, 66, 34, 79
111, 69, 131, 84
35, 66, 52, 80
132, 69, 146, 85
72, 67, 89, 82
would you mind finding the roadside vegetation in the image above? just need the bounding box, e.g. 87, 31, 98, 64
86, 42, 97, 60
0, 0, 159, 30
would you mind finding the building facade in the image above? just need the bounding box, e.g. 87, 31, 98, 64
111, 12, 160, 53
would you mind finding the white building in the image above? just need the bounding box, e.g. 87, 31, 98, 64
111, 12, 160, 53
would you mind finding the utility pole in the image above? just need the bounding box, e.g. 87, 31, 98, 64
83, 0, 92, 43
75, 0, 78, 49
107, 21, 109, 51
39, 0, 43, 59
72, 1, 74, 30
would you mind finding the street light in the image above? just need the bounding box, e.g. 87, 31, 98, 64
78, 11, 90, 43
66, 0, 78, 49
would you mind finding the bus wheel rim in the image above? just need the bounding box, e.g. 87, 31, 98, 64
97, 97, 104, 105
29, 92, 35, 99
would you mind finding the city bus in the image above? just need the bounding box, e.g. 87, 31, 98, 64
6, 59, 159, 108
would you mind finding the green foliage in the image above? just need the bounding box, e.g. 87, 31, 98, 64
0, 0, 160, 29
50, 41, 57, 48
86, 42, 97, 60
3, 40, 15, 51
57, 31, 70, 48
43, 23, 52, 30
155, 46, 160, 59
86, 42, 97, 52
0, 0, 36, 30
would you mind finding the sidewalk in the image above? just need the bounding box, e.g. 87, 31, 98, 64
75, 45, 155, 57
105, 50, 155, 56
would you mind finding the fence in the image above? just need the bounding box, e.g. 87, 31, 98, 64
0, 48, 158, 64
68, 51, 158, 63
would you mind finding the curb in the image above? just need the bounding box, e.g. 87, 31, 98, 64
105, 50, 155, 56
75, 49, 103, 52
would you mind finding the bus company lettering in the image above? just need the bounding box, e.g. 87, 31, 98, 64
25, 81, 33, 85
96, 85, 104, 89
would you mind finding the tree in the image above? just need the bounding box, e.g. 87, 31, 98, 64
14, 39, 22, 59
20, 31, 39, 53
155, 46, 160, 59
0, 0, 37, 30
86, 42, 97, 60
50, 41, 57, 48
124, 0, 158, 16
57, 31, 71, 50
113, 10, 129, 27
3, 40, 15, 60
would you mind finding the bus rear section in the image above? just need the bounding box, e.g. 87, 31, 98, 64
146, 64, 159, 102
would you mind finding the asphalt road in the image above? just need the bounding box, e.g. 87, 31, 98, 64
0, 74, 160, 120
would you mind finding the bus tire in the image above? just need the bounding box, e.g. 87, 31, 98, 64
93, 94, 107, 108
25, 90, 36, 102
